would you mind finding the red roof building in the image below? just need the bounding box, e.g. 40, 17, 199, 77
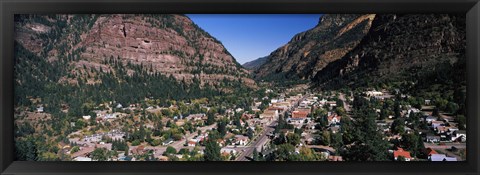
393, 148, 412, 161
292, 111, 309, 120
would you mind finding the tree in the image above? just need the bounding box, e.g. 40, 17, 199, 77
91, 148, 109, 161
456, 115, 466, 130
164, 146, 177, 155
432, 107, 440, 117
206, 110, 215, 125
217, 120, 227, 137
286, 133, 300, 146
204, 139, 221, 161
247, 128, 254, 140
275, 143, 295, 161
252, 148, 259, 161
320, 131, 331, 146
391, 118, 405, 135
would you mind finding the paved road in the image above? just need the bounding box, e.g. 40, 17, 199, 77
150, 123, 217, 157
424, 142, 466, 149
235, 120, 277, 161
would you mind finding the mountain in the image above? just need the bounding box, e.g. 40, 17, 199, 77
14, 14, 256, 111
242, 56, 268, 70
312, 14, 466, 90
254, 14, 376, 82
15, 14, 254, 87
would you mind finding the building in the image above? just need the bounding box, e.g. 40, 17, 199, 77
82, 115, 91, 120
426, 134, 441, 143
259, 109, 278, 120
162, 138, 174, 146
451, 130, 466, 142
234, 135, 249, 146
327, 113, 342, 125
187, 141, 197, 147
291, 111, 308, 121
393, 148, 412, 161
37, 106, 44, 113
366, 90, 383, 97
429, 154, 457, 161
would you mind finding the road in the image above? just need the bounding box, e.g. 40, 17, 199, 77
149, 123, 217, 158
235, 120, 277, 161
338, 93, 351, 113
424, 142, 466, 149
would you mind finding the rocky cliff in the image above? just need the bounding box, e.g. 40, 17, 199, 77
14, 14, 255, 89
254, 14, 375, 81
312, 14, 466, 90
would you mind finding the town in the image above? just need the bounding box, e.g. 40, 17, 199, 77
19, 83, 466, 162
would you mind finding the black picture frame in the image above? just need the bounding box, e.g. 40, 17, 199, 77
1, 0, 479, 175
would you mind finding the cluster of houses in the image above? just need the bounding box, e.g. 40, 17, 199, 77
424, 116, 466, 143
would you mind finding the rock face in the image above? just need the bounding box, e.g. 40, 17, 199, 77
312, 14, 466, 89
14, 14, 255, 88
254, 14, 376, 80
242, 56, 268, 70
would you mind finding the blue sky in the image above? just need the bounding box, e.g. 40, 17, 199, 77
187, 14, 322, 64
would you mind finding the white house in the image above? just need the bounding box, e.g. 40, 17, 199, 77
82, 115, 92, 120
37, 106, 44, 113
451, 130, 466, 142
429, 154, 457, 161
73, 156, 92, 161
234, 135, 249, 146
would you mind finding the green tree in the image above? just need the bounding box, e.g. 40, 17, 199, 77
91, 148, 109, 161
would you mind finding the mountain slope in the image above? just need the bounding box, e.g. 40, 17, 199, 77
15, 14, 254, 88
242, 56, 268, 70
14, 14, 256, 110
312, 14, 466, 90
254, 14, 375, 81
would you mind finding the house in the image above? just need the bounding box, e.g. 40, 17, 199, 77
291, 111, 309, 121
431, 121, 445, 128
366, 90, 383, 97
104, 114, 117, 120
330, 125, 340, 134
162, 138, 174, 146
73, 156, 92, 161
393, 148, 412, 161
187, 141, 197, 147
186, 113, 206, 121
216, 139, 226, 147
221, 148, 237, 158
327, 113, 342, 125
424, 148, 438, 156
82, 115, 91, 120
429, 154, 457, 161
328, 155, 343, 161
451, 130, 466, 142
234, 135, 249, 146
259, 109, 278, 120
116, 103, 123, 109
326, 101, 337, 107
37, 106, 44, 113
436, 126, 449, 134
425, 116, 438, 123
426, 134, 441, 143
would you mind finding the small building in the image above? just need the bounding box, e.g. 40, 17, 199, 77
162, 138, 174, 146
234, 135, 249, 146
187, 141, 196, 147
82, 115, 92, 120
37, 106, 44, 113
426, 134, 441, 143
429, 154, 457, 161
451, 130, 466, 142
393, 148, 412, 161
73, 156, 92, 161
327, 113, 342, 125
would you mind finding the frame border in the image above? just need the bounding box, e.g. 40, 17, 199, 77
1, 0, 479, 175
